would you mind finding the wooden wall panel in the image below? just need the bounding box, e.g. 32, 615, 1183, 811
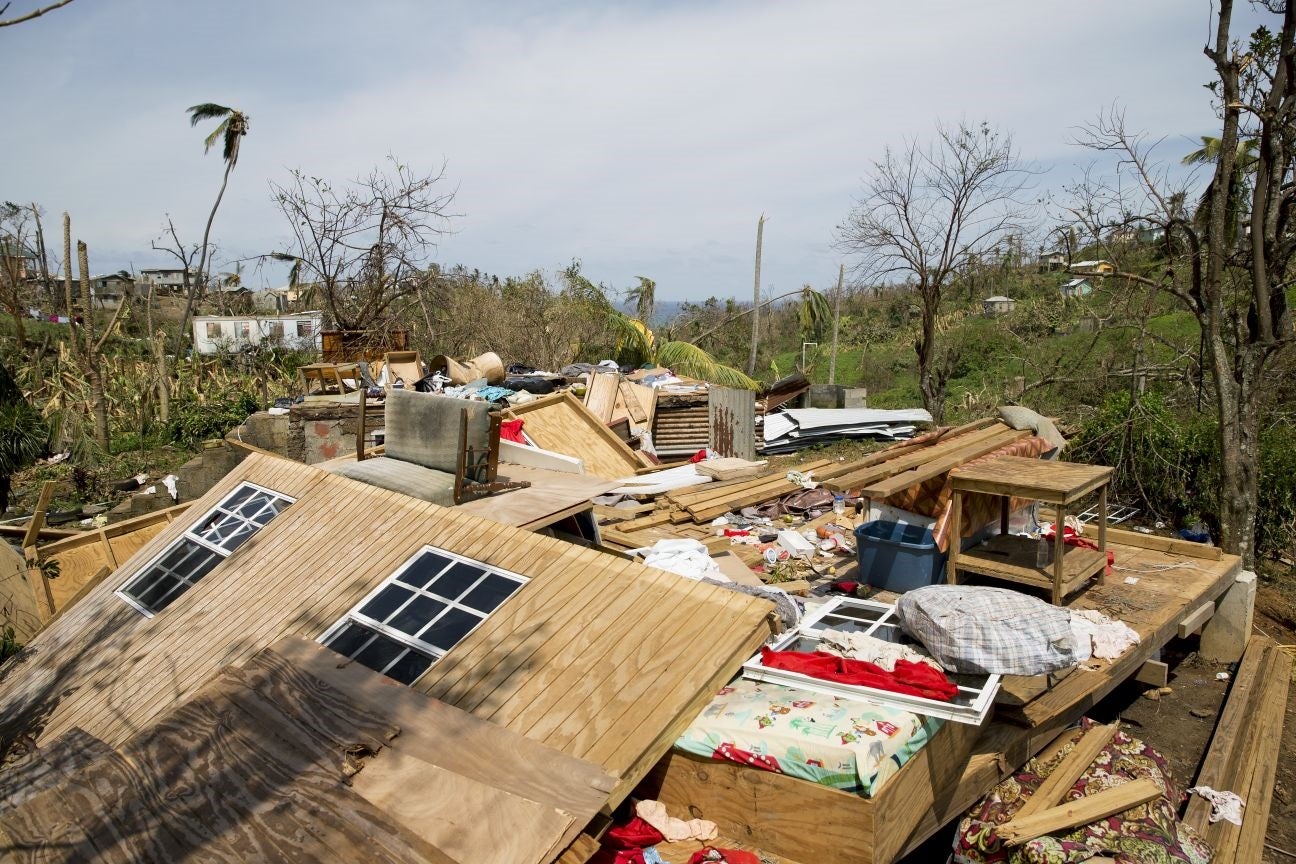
505, 392, 640, 480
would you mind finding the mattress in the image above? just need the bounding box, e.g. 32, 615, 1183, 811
674, 677, 942, 797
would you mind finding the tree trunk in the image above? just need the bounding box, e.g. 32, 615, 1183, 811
146, 284, 169, 425
1209, 332, 1261, 566
178, 157, 234, 358
915, 284, 945, 424
828, 263, 843, 385
61, 213, 73, 318
746, 214, 765, 377
77, 241, 109, 450
8, 306, 25, 348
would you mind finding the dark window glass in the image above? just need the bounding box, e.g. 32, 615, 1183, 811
461, 574, 522, 613
360, 585, 414, 622
396, 552, 451, 589
389, 596, 446, 636
429, 561, 484, 600
421, 608, 481, 651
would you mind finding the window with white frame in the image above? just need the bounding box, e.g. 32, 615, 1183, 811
319, 547, 527, 685
117, 483, 294, 615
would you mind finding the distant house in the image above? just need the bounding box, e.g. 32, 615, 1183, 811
89, 273, 135, 308
1036, 250, 1068, 273
192, 311, 323, 354
1069, 260, 1115, 277
1061, 278, 1095, 298
982, 295, 1016, 317
138, 267, 194, 295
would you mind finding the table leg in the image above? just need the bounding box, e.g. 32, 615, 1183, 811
1053, 505, 1066, 605
1000, 496, 1010, 536
947, 491, 962, 585
1097, 485, 1108, 584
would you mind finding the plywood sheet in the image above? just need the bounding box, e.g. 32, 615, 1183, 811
583, 371, 620, 423
505, 392, 641, 480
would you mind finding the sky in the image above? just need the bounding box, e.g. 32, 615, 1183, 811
1, 0, 1268, 300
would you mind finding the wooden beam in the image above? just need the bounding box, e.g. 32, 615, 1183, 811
1176, 601, 1215, 639
1013, 723, 1119, 820
21, 480, 57, 549
996, 778, 1162, 846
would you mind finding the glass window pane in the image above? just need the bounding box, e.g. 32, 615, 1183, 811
429, 562, 484, 600
221, 485, 258, 512
352, 633, 406, 674
420, 608, 482, 651
396, 552, 451, 589
460, 574, 523, 613
388, 596, 446, 637
360, 585, 414, 623
324, 622, 377, 658
385, 649, 435, 685
124, 541, 221, 612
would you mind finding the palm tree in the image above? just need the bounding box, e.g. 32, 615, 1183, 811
1182, 135, 1258, 247
607, 313, 758, 389
178, 103, 249, 353
626, 276, 656, 324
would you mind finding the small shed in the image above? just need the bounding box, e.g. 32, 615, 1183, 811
1060, 278, 1095, 298
982, 295, 1016, 317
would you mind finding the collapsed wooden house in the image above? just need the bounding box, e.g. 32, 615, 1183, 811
0, 454, 777, 863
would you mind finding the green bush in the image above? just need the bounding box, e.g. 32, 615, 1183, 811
167, 390, 259, 450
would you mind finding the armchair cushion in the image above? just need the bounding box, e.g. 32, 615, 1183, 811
384, 389, 492, 473
332, 457, 457, 506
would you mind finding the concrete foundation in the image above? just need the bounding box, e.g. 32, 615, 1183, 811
287, 402, 363, 464
1199, 569, 1257, 664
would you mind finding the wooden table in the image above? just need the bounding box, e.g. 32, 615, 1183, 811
946, 456, 1113, 604
297, 362, 361, 397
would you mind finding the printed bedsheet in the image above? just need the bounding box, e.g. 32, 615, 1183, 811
674, 677, 942, 797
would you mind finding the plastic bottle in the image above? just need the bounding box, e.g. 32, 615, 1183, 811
1036, 533, 1050, 568
833, 495, 846, 517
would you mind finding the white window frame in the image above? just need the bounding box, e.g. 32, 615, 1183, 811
318, 545, 528, 684
741, 596, 1001, 725
116, 481, 295, 617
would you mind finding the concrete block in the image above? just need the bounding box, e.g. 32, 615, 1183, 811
1199, 569, 1257, 664
843, 387, 869, 409
808, 384, 844, 409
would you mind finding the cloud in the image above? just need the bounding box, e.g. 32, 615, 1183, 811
2, 0, 1249, 298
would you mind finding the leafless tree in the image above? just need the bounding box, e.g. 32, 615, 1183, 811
1066, 1, 1294, 566
270, 157, 457, 332
836, 121, 1035, 422
0, 202, 33, 345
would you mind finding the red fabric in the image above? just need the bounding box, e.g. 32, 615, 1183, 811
689, 449, 709, 463
711, 742, 782, 773
1044, 525, 1115, 575
759, 647, 960, 702
829, 580, 861, 595
604, 817, 665, 850
590, 850, 645, 864
687, 849, 760, 864
500, 418, 526, 444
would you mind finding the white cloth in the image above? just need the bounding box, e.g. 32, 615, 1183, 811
635, 799, 718, 843
816, 628, 943, 672
1188, 786, 1245, 825
628, 539, 727, 582
1069, 609, 1140, 661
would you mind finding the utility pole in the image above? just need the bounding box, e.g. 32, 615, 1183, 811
746, 214, 765, 377
828, 263, 844, 384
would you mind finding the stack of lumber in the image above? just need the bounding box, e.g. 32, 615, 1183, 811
654, 418, 1028, 525
1182, 635, 1291, 863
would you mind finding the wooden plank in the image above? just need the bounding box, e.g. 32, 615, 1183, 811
583, 370, 621, 424
1038, 510, 1223, 561
1133, 660, 1169, 687
1012, 723, 1119, 820
995, 777, 1162, 846
825, 423, 1014, 491
955, 534, 1104, 596
708, 386, 756, 461
1232, 644, 1292, 863
858, 429, 1031, 499
1177, 601, 1215, 638
21, 481, 58, 549
619, 381, 650, 424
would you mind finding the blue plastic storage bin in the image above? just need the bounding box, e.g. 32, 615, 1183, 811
854, 520, 946, 593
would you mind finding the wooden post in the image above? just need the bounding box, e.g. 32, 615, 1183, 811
21, 480, 57, 549
999, 496, 1010, 537
1052, 505, 1066, 605
946, 491, 962, 585
1096, 484, 1108, 584
356, 385, 367, 462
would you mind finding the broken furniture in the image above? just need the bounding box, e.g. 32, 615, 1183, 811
297, 362, 362, 398
333, 389, 527, 505
382, 350, 425, 392
946, 456, 1113, 605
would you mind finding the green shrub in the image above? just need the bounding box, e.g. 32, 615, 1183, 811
167, 390, 259, 450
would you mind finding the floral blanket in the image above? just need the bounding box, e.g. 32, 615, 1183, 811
952, 718, 1211, 864
674, 677, 941, 797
